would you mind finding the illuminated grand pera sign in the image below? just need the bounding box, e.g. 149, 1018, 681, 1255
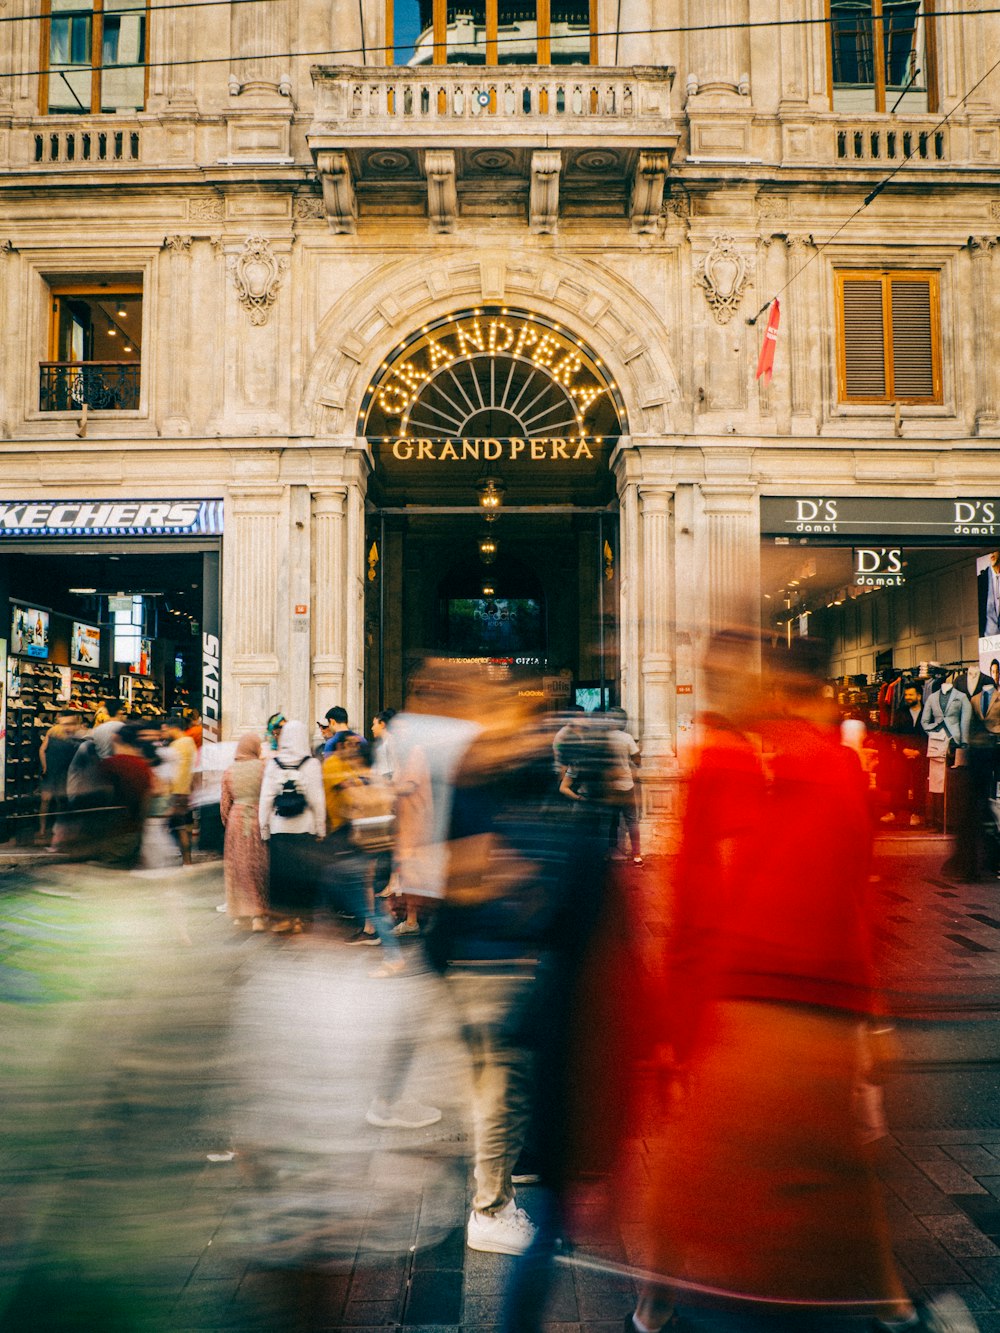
360, 308, 625, 449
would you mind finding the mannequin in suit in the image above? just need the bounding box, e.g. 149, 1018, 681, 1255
979, 550, 1000, 637
890, 683, 928, 826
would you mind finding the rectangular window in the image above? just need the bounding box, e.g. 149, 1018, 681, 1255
836, 270, 941, 404
829, 0, 936, 113
41, 280, 142, 411
41, 0, 148, 114
387, 0, 593, 65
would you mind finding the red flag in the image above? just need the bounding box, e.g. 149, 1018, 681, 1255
755, 297, 780, 385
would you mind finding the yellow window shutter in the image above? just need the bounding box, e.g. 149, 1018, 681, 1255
889, 277, 935, 400
842, 277, 887, 399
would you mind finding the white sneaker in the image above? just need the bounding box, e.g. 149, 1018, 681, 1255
921, 1293, 980, 1333
365, 1098, 441, 1130
466, 1199, 536, 1255
392, 919, 420, 935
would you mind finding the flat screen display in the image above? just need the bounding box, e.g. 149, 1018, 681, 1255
447, 598, 542, 655
71, 621, 101, 670
11, 605, 49, 659
128, 638, 152, 676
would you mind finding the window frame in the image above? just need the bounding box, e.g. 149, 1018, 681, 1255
835, 268, 942, 406
826, 0, 938, 114
385, 0, 597, 67
39, 0, 150, 116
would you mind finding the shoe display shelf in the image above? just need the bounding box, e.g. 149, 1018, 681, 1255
4, 662, 62, 839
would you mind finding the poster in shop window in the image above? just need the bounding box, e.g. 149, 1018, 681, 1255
977, 552, 1000, 702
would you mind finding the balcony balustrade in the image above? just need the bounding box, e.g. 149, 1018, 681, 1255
39, 362, 141, 412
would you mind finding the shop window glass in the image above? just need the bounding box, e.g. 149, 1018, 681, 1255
42, 0, 147, 114
829, 0, 935, 113
387, 0, 593, 65
113, 595, 145, 666
41, 282, 142, 411
836, 270, 940, 404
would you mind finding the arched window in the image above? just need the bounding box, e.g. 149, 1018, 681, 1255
387, 1, 596, 67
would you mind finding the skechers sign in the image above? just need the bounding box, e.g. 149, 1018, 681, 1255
762, 497, 1000, 541
854, 548, 905, 588
0, 499, 224, 538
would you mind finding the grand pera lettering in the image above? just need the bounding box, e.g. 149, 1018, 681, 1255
375, 315, 607, 424
390, 437, 596, 461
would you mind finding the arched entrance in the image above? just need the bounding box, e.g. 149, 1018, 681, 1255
361, 306, 625, 715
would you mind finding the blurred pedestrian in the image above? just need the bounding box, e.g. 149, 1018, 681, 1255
605, 706, 642, 865
220, 733, 269, 930
161, 715, 197, 867
258, 719, 325, 933
627, 636, 978, 1333
38, 708, 84, 846
99, 724, 157, 867
265, 711, 286, 752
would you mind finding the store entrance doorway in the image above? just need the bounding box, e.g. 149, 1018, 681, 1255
358, 307, 626, 719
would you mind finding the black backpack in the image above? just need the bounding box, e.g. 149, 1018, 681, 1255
272, 756, 309, 819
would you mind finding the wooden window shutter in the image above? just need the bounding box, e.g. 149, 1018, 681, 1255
841, 276, 887, 399
889, 276, 936, 400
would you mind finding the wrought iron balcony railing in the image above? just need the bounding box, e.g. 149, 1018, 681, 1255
39, 362, 141, 412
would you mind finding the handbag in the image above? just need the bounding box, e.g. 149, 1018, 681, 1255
344, 778, 396, 853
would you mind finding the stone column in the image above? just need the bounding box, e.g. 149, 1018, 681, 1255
969, 236, 998, 432
701, 482, 759, 634
687, 0, 749, 95
616, 459, 642, 736
148, 0, 196, 109
225, 483, 285, 734
755, 234, 788, 429
639, 484, 675, 760
0, 242, 14, 433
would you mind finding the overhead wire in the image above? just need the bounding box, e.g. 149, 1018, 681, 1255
3, 3, 1000, 75
745, 40, 1000, 325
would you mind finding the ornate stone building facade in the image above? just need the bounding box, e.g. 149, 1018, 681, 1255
1, 1, 999, 820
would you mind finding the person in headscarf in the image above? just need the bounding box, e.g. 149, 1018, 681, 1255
258, 720, 325, 933
220, 732, 269, 930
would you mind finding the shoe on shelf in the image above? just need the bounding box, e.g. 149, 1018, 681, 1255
365, 1097, 441, 1130
392, 919, 420, 936
466, 1199, 536, 1255
347, 928, 381, 946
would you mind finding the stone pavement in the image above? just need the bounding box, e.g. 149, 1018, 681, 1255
0, 840, 999, 1331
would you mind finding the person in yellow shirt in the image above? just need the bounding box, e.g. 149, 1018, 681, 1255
161, 715, 197, 866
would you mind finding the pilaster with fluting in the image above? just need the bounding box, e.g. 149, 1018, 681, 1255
639, 484, 676, 758
701, 485, 759, 633
969, 236, 998, 428
687, 0, 748, 93
786, 234, 819, 431
225, 487, 284, 732
312, 488, 348, 716
232, 0, 288, 92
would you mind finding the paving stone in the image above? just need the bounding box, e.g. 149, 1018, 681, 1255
952, 1257, 1000, 1302
404, 1268, 462, 1325
893, 1235, 976, 1283
899, 1145, 952, 1163
896, 1131, 1000, 1146
952, 1195, 1000, 1239
884, 1173, 969, 1216
921, 1214, 1000, 1258
917, 1160, 989, 1195
350, 1256, 408, 1301
947, 1145, 1000, 1171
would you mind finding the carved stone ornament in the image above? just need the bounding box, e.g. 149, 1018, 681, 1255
163, 234, 193, 253
0, 239, 14, 255
228, 234, 289, 326
189, 195, 225, 221
990, 200, 1000, 222
697, 233, 751, 325
294, 193, 325, 220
